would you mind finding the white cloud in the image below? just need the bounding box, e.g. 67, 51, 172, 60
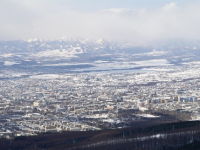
0, 1, 200, 46
101, 8, 136, 16
162, 2, 177, 11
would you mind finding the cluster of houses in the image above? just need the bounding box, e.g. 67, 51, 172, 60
0, 65, 200, 138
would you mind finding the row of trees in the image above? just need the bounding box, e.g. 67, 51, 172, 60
1, 121, 200, 149
79, 131, 200, 150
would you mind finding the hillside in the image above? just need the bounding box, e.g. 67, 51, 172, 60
1, 121, 200, 150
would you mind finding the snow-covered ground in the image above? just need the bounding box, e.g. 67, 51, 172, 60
84, 114, 108, 119
31, 48, 83, 58
30, 74, 61, 79
136, 114, 160, 118
73, 59, 170, 72
4, 61, 20, 66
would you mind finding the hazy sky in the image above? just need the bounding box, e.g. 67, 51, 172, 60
1, 0, 200, 44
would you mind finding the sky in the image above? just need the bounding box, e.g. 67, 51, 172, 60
1, 0, 200, 45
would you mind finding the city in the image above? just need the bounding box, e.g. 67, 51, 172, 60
1, 61, 200, 139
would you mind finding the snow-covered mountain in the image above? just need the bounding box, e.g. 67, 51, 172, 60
0, 38, 199, 75
0, 39, 119, 55
0, 38, 199, 57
